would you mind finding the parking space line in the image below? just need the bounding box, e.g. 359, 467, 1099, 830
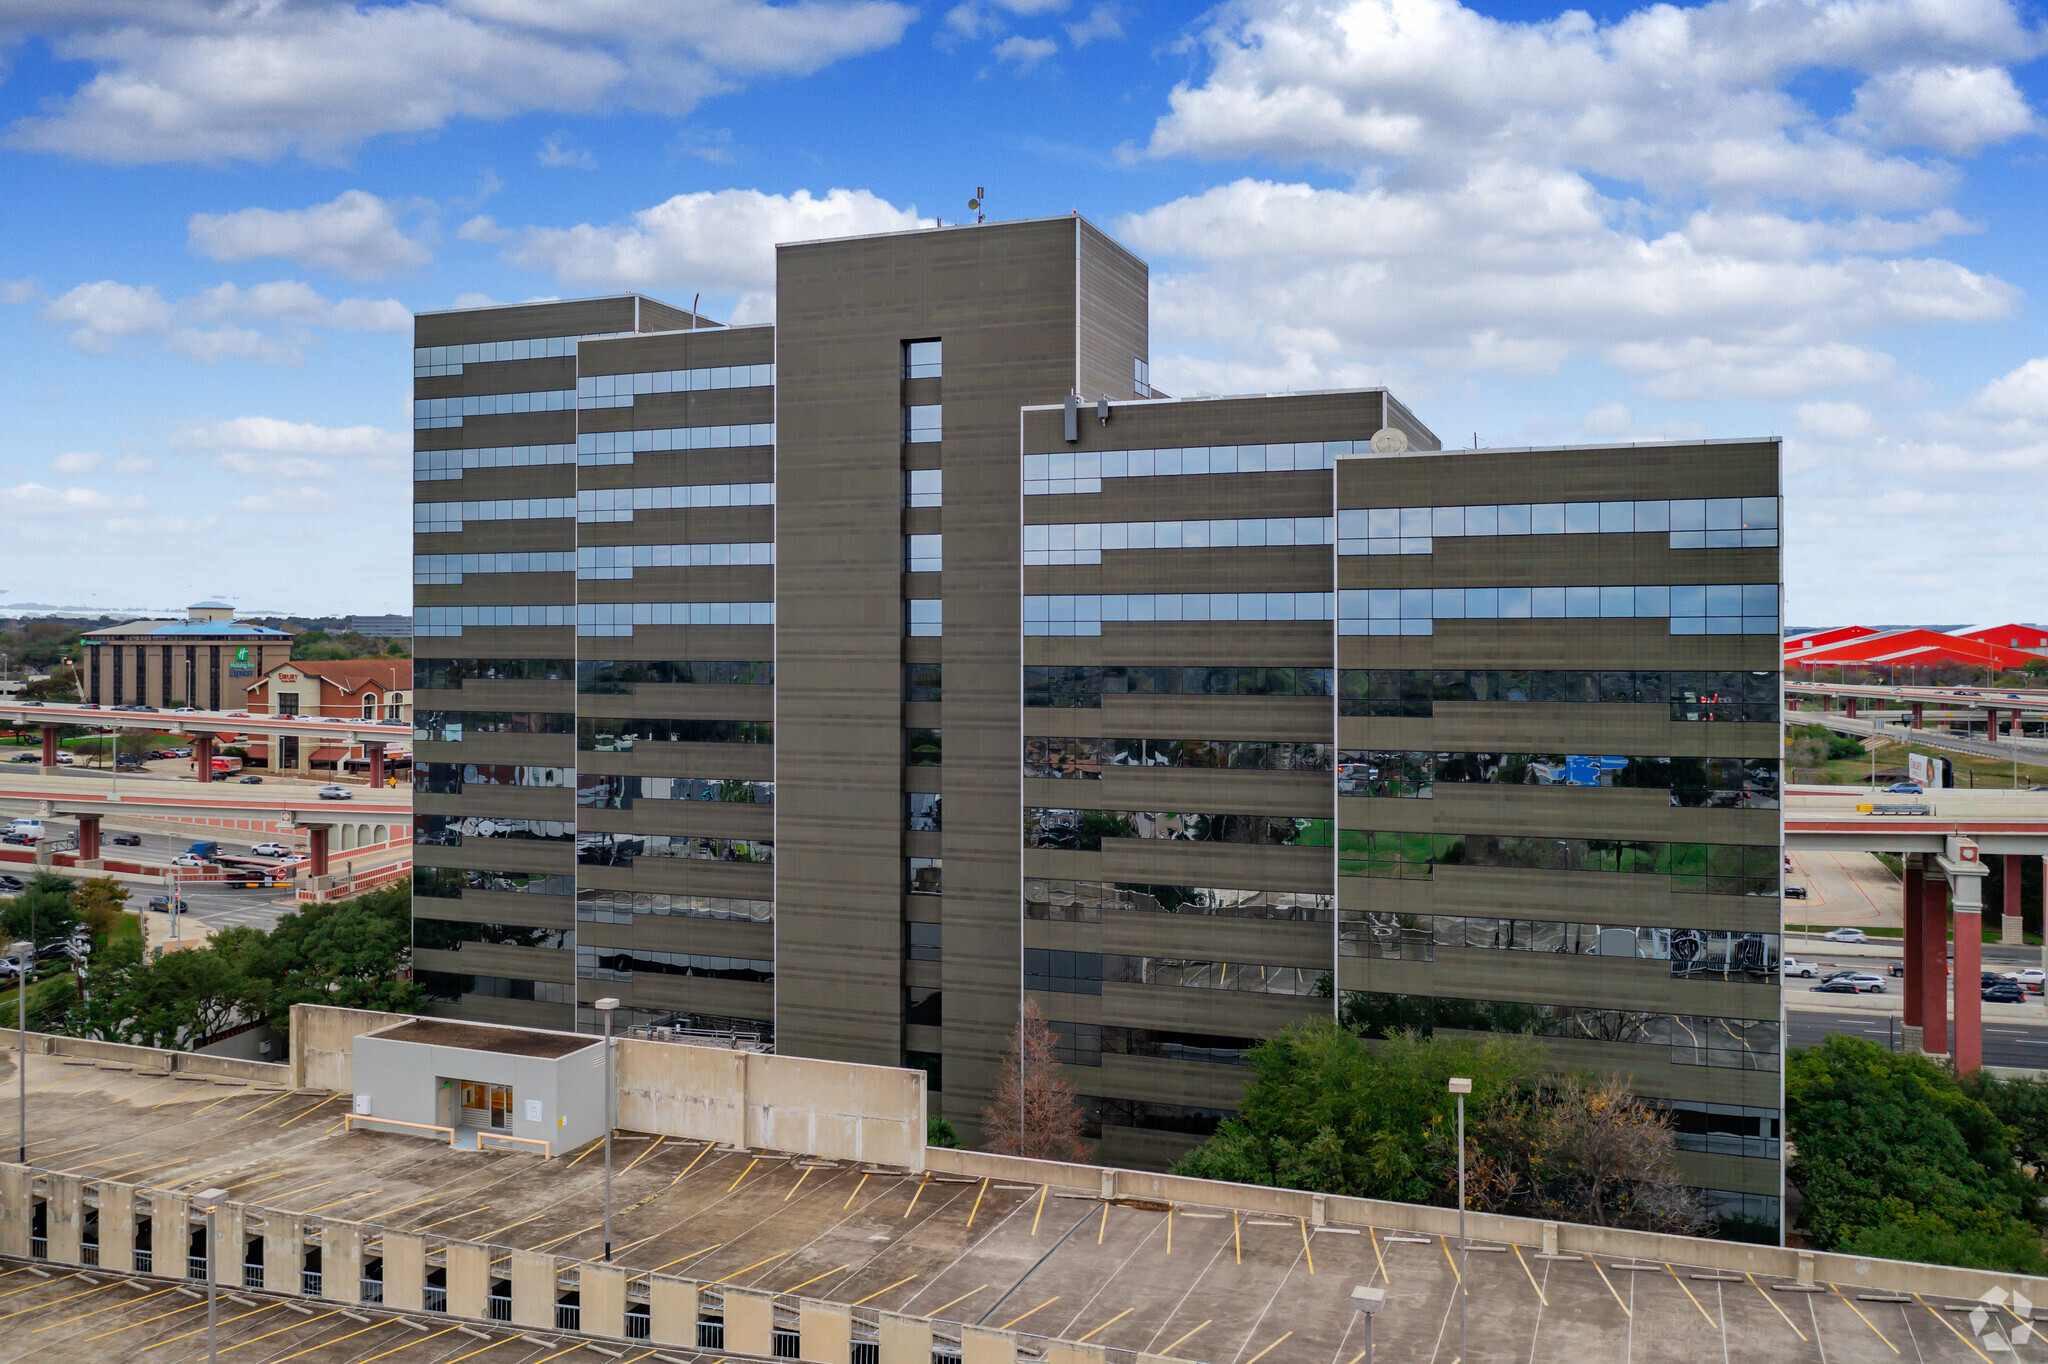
0, 1279, 119, 1322
1001, 1297, 1059, 1331
264, 1317, 405, 1364
1234, 1211, 1241, 1265
412, 1204, 492, 1232
852, 1275, 918, 1306
1165, 1206, 1171, 1254
784, 1265, 854, 1296
211, 1307, 343, 1353
1098, 1201, 1110, 1244
144, 1298, 278, 1348
438, 1332, 520, 1364
25, 1280, 180, 1328
78, 1295, 206, 1341
1367, 1227, 1387, 1286
650, 1243, 722, 1274
1242, 1331, 1292, 1364
1030, 1185, 1047, 1235
564, 1136, 609, 1168
785, 1165, 814, 1202
277, 1093, 347, 1129
1440, 1236, 1461, 1287
930, 1285, 991, 1317
1666, 1263, 1716, 1327
231, 1087, 303, 1123
1746, 1273, 1807, 1342
1299, 1218, 1315, 1275
1590, 1260, 1630, 1318
966, 1178, 988, 1228
1917, 1295, 1997, 1363
1832, 1283, 1899, 1353
0, 1272, 79, 1301
1158, 1320, 1211, 1356
1512, 1245, 1546, 1307
844, 1172, 871, 1210
903, 1172, 930, 1218
711, 1252, 788, 1285
727, 1156, 760, 1193
1079, 1308, 1131, 1341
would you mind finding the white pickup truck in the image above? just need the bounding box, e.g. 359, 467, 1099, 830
1783, 957, 1818, 978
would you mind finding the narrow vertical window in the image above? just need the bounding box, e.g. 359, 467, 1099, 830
904, 340, 942, 379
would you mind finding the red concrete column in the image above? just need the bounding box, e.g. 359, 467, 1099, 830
366, 742, 385, 789
1912, 701, 1924, 729
40, 725, 58, 766
194, 733, 214, 783
77, 815, 99, 862
1920, 873, 1950, 1056
1903, 860, 1925, 1030
308, 826, 330, 877
1848, 697, 1859, 720
1985, 708, 1999, 744
2009, 854, 2026, 923
1955, 899, 1983, 1074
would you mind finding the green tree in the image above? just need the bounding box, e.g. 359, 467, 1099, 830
75, 943, 258, 1048
70, 877, 128, 939
1787, 1035, 2047, 1272
1, 871, 80, 946
242, 884, 420, 1027
1173, 1019, 1541, 1206
927, 1116, 963, 1149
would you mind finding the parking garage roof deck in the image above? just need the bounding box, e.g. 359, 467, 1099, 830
368, 1018, 599, 1058
4, 1044, 2036, 1364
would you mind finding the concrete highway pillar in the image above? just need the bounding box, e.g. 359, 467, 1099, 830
1955, 902, 1983, 1074
39, 725, 58, 773
1903, 858, 1925, 1053
308, 826, 330, 877
1985, 708, 1999, 744
194, 733, 214, 783
365, 742, 385, 789
1847, 696, 1858, 720
1912, 701, 1924, 729
77, 814, 100, 863
2004, 854, 2025, 945
1920, 871, 1950, 1057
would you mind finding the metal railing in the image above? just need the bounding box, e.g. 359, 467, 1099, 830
134, 1249, 152, 1274
556, 1303, 581, 1332
80, 1241, 98, 1267
488, 1292, 512, 1323
476, 1131, 552, 1157
188, 1254, 208, 1280
697, 1317, 725, 1349
424, 1285, 448, 1313
361, 1276, 384, 1304
852, 1342, 879, 1364
774, 1329, 802, 1358
302, 1270, 322, 1296
625, 1307, 651, 1341
243, 1263, 264, 1289
29, 1236, 47, 1260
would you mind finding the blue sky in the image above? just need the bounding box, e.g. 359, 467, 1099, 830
1, 0, 2044, 623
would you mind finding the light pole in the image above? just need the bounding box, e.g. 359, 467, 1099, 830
596, 997, 618, 1260
195, 1187, 227, 1364
1350, 1285, 1385, 1364
1448, 1077, 1471, 1364
11, 937, 30, 1162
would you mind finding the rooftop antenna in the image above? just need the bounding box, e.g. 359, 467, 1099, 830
968, 187, 986, 225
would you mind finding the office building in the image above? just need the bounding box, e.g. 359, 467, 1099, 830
413, 216, 1782, 1228
79, 601, 292, 710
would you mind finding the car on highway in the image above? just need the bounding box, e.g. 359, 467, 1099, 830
146, 895, 187, 913
1822, 926, 1869, 943
108, 833, 141, 847
239, 775, 263, 784
1984, 982, 2028, 1004
0, 875, 25, 893
1783, 957, 1818, 978
170, 707, 199, 714
170, 852, 212, 867
1785, 886, 1808, 900
15, 700, 41, 707
2005, 968, 2047, 993
8, 753, 36, 762
251, 842, 293, 858
1883, 781, 1923, 794
1813, 978, 1874, 994
1954, 688, 1980, 695
317, 784, 353, 800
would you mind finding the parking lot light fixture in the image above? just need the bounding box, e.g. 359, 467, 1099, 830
596, 997, 619, 1259
194, 1187, 228, 1364
1351, 1284, 1386, 1364
1448, 1077, 1472, 1363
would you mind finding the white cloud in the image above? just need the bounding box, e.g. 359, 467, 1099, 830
192, 280, 410, 332
169, 326, 303, 365
2, 277, 42, 305
1065, 4, 1124, 46
1973, 357, 2048, 422
1141, 0, 2038, 210
537, 134, 596, 169
230, 486, 342, 514
1123, 174, 2017, 401
189, 190, 430, 280
1794, 401, 1880, 441
457, 216, 507, 244
175, 416, 408, 458
113, 457, 154, 475
5, 1, 917, 164
216, 452, 338, 480
1845, 65, 2038, 156
1581, 403, 1632, 438
4, 482, 144, 518
505, 187, 922, 306
51, 451, 102, 474
42, 280, 170, 351
994, 34, 1057, 68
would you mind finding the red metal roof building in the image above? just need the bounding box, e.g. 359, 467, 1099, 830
1783, 627, 2039, 671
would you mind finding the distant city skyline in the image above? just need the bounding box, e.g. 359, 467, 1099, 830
1, 0, 2044, 617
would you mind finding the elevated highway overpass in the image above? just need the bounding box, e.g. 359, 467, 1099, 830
0, 699, 411, 785
1787, 679, 2048, 747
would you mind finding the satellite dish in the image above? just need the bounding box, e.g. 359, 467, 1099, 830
968, 198, 981, 210
1369, 427, 1409, 454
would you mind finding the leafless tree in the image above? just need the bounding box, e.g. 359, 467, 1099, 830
1531, 1075, 1703, 1233
980, 998, 1089, 1161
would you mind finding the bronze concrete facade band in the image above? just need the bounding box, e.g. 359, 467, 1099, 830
413, 216, 1783, 1234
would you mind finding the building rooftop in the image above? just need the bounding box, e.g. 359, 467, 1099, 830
368, 1017, 597, 1058
81, 620, 291, 638
2, 1027, 2029, 1364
